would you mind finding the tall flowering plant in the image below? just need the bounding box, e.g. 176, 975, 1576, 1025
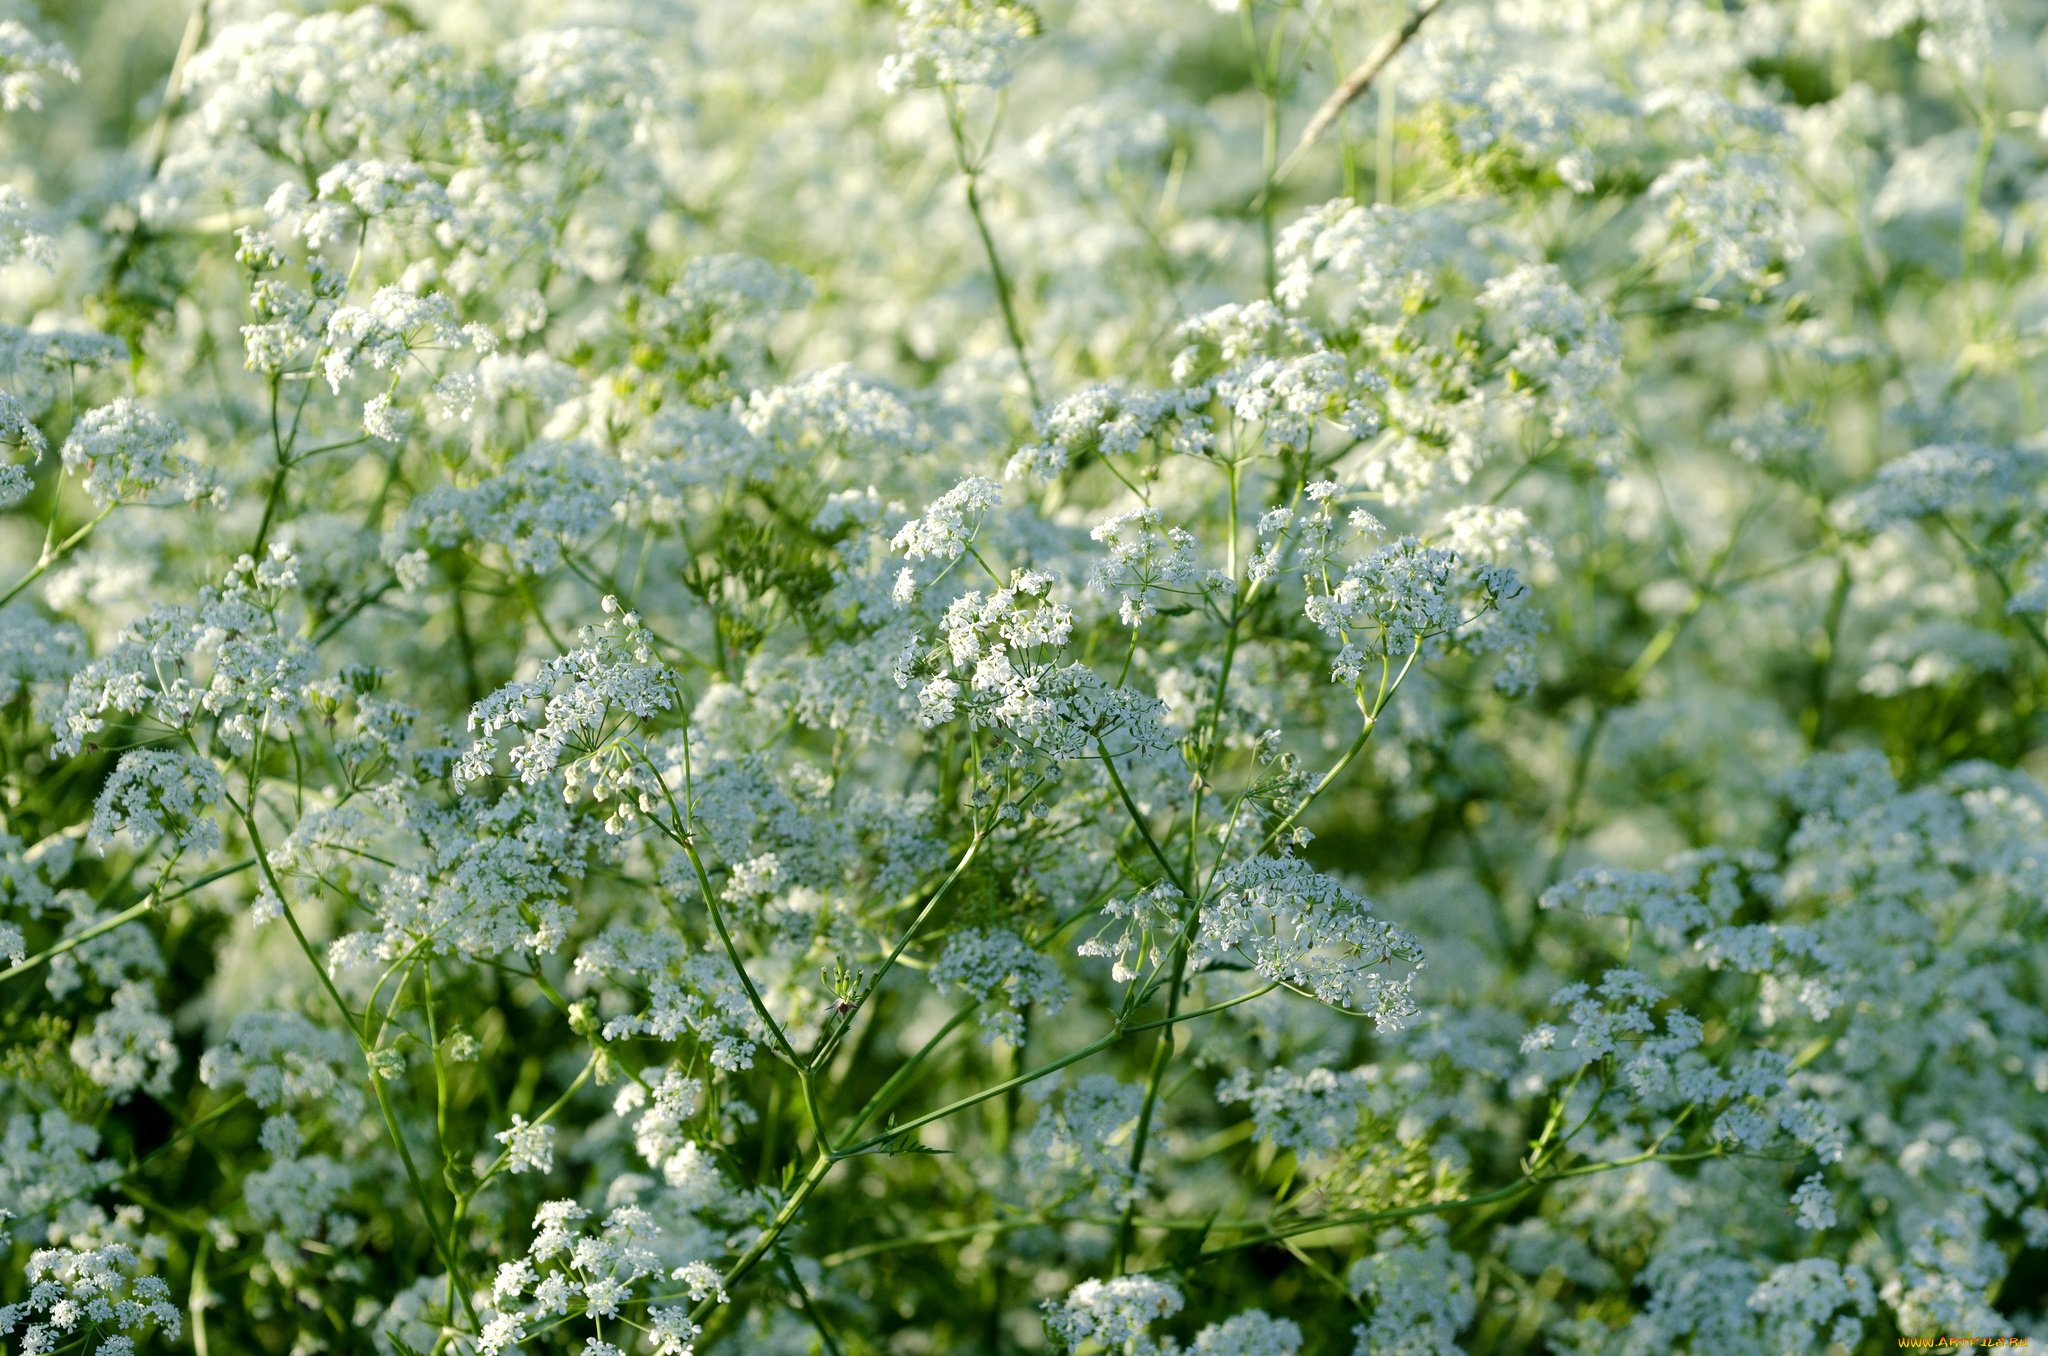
0, 0, 2042, 1353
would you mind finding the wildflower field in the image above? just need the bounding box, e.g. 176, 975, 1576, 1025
0, 0, 2044, 1352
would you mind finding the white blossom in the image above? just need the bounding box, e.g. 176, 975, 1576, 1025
1199, 856, 1424, 1022
880, 0, 1036, 93
6, 1245, 180, 1356
1348, 1226, 1474, 1356
61, 400, 216, 507
930, 927, 1068, 1043
1042, 1275, 1183, 1354
88, 751, 225, 858
495, 1116, 556, 1175
1193, 1310, 1304, 1356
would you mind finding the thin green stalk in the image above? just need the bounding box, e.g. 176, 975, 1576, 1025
830, 986, 1268, 1162
471, 1052, 597, 1194
1269, 0, 1444, 192
1259, 640, 1420, 854
237, 804, 478, 1331
839, 1000, 981, 1145
822, 1214, 1055, 1268
670, 822, 802, 1068
1122, 981, 1277, 1034
1096, 738, 1189, 897
617, 734, 804, 1068
1940, 515, 2048, 661
944, 88, 1040, 408
0, 857, 256, 985
1188, 1144, 1728, 1262
1111, 937, 1187, 1274
812, 832, 987, 1070
782, 1254, 848, 1356
189, 1234, 212, 1356
0, 503, 116, 611
691, 1151, 837, 1323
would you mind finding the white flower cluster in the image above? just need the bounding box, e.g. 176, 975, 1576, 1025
60, 400, 216, 508
481, 1201, 677, 1355
879, 0, 1036, 93
1276, 200, 1437, 319
54, 549, 315, 757
1475, 263, 1622, 452
1021, 1075, 1149, 1208
1042, 1274, 1183, 1354
894, 558, 1176, 757
0, 1245, 180, 1356
930, 926, 1068, 1043
1089, 507, 1205, 627
1215, 1063, 1383, 1155
68, 981, 178, 1103
1198, 856, 1424, 1023
87, 751, 224, 859
458, 597, 675, 805
0, 19, 76, 113
1009, 385, 1213, 480
583, 927, 770, 1071
198, 1011, 364, 1117
1348, 1226, 1475, 1356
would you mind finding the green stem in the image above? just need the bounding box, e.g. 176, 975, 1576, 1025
237, 804, 479, 1331
827, 986, 1277, 1162
471, 1052, 597, 1194
1112, 938, 1187, 1274
838, 1000, 981, 1144
945, 88, 1040, 409
1259, 641, 1419, 854
0, 503, 116, 611
0, 857, 256, 985
674, 834, 802, 1067
1096, 739, 1188, 897
691, 1151, 837, 1323
812, 833, 986, 1071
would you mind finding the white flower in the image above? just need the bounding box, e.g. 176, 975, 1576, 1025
1347, 1227, 1474, 1356
68, 982, 178, 1102
496, 1115, 556, 1174
1089, 507, 1201, 626
1216, 1064, 1382, 1155
0, 20, 78, 112
362, 392, 411, 443
1042, 1275, 1183, 1353
1199, 856, 1424, 1022
60, 399, 216, 507
1475, 263, 1622, 448
1869, 0, 2003, 79
88, 751, 225, 858
393, 439, 625, 575
879, 0, 1035, 93
200, 1011, 361, 1112
930, 927, 1068, 1043
670, 1260, 726, 1303
529, 1199, 589, 1262
1010, 385, 1213, 479
458, 600, 675, 792
1276, 199, 1436, 317
892, 476, 1003, 563
14, 1246, 180, 1354
322, 287, 472, 392
1748, 1258, 1875, 1353
1645, 150, 1803, 289
1193, 1310, 1304, 1356
649, 1305, 703, 1355
1020, 1075, 1149, 1208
